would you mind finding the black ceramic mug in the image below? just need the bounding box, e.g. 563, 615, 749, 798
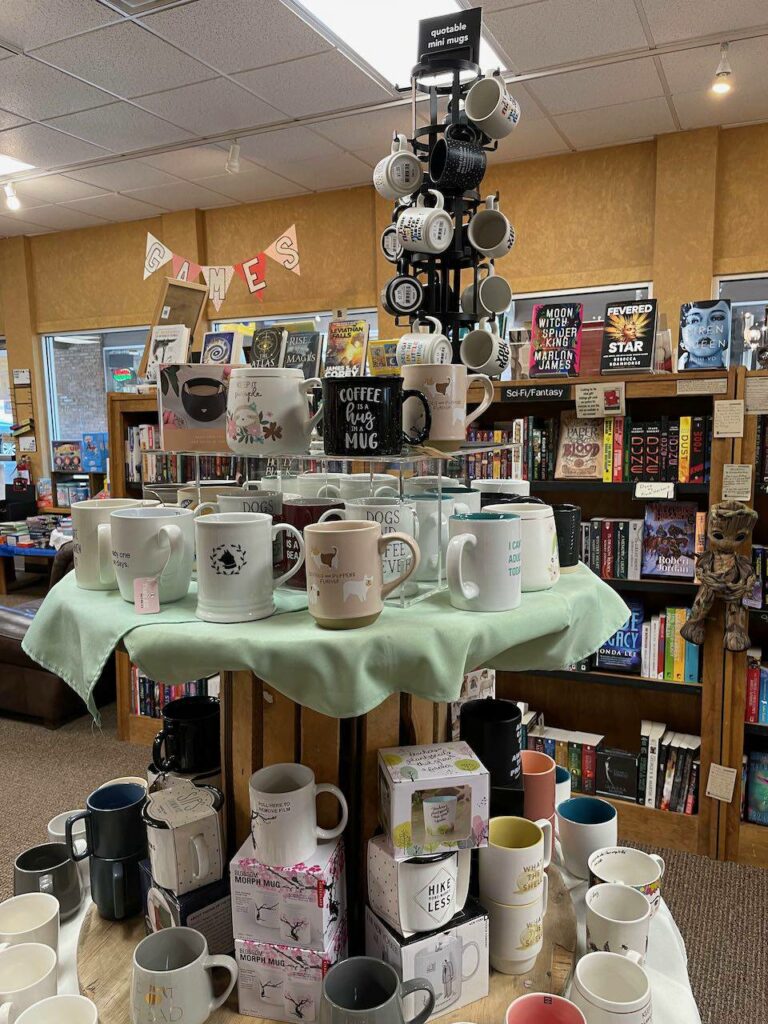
322, 375, 432, 457
429, 124, 487, 193
460, 697, 523, 785
153, 695, 221, 774
480, 493, 546, 509
90, 851, 143, 921
180, 378, 227, 422
552, 503, 581, 573
66, 782, 148, 862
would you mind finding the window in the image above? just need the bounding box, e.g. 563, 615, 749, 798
716, 274, 768, 368
0, 339, 14, 459
509, 283, 652, 328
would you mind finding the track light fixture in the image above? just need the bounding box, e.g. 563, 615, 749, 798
711, 43, 732, 95
3, 182, 20, 211
226, 140, 241, 174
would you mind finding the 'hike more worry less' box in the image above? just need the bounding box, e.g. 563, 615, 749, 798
378, 743, 489, 861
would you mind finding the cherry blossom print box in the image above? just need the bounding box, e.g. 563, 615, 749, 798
230, 834, 346, 951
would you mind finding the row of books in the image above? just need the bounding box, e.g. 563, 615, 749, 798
0, 514, 70, 549
603, 415, 711, 484
593, 600, 701, 683
742, 750, 768, 825
745, 649, 768, 724
125, 424, 161, 483
465, 429, 525, 479
640, 723, 700, 814
583, 505, 706, 582
752, 416, 768, 487
527, 723, 603, 795
130, 665, 213, 719
141, 453, 259, 486
744, 546, 768, 611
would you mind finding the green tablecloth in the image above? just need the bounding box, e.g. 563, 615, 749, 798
22, 566, 629, 721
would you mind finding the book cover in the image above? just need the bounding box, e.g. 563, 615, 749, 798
52, 440, 83, 471
367, 339, 399, 376
612, 416, 624, 482
600, 300, 658, 373
684, 619, 701, 684
638, 721, 651, 804
528, 302, 583, 377
568, 742, 582, 793
250, 326, 284, 367
678, 416, 691, 482
644, 422, 663, 481
641, 502, 698, 579
744, 548, 763, 609
595, 600, 643, 673
201, 329, 248, 365
645, 722, 667, 807
673, 608, 686, 682
685, 760, 700, 815
746, 750, 768, 825
678, 299, 732, 370
596, 748, 639, 801
602, 419, 613, 482
663, 607, 676, 682
282, 327, 322, 378
628, 520, 643, 580
147, 324, 191, 377
80, 432, 108, 472
324, 319, 369, 377
615, 519, 629, 579
666, 420, 679, 482
689, 416, 706, 482
554, 411, 603, 479
657, 613, 666, 678
627, 422, 646, 481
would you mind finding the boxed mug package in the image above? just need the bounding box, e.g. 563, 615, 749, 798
139, 860, 233, 955
157, 363, 233, 452
230, 834, 345, 951
450, 668, 496, 740
144, 781, 225, 897
378, 742, 489, 860
236, 917, 347, 1022
365, 898, 489, 1022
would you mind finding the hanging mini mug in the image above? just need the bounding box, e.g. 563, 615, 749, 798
380, 224, 404, 264
373, 134, 423, 200
464, 76, 521, 140
468, 196, 516, 260
460, 264, 513, 317
396, 317, 453, 366
396, 189, 454, 255
381, 274, 424, 317
460, 317, 511, 377
429, 123, 487, 193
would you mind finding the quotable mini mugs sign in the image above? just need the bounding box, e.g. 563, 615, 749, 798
417, 8, 482, 63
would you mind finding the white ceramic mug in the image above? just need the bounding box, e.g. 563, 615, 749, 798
195, 512, 304, 622
394, 850, 469, 934
319, 474, 399, 500
102, 506, 195, 605
556, 798, 618, 880
465, 76, 521, 139
0, 895, 58, 953
373, 134, 423, 200
461, 263, 513, 318
396, 189, 454, 254
131, 927, 237, 1024
249, 763, 348, 867
401, 363, 495, 451
0, 943, 57, 1023
447, 511, 522, 612
293, 473, 343, 498
485, 882, 548, 976
197, 490, 282, 516
410, 494, 468, 582
460, 318, 511, 377
320, 497, 419, 592
439, 487, 481, 513
474, 479, 529, 496
570, 951, 651, 1024
588, 847, 665, 918
71, 498, 142, 590
468, 196, 516, 260
396, 317, 452, 366
15, 996, 97, 1024
413, 933, 479, 1012
172, 485, 255, 510
46, 813, 88, 889
479, 816, 551, 907
226, 367, 322, 456
403, 476, 456, 495
485, 502, 560, 591
586, 883, 651, 963
422, 794, 458, 837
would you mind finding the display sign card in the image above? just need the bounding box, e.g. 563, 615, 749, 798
706, 763, 738, 803
676, 377, 728, 395
634, 481, 675, 500
600, 300, 657, 373
745, 376, 768, 414
722, 464, 753, 502
575, 382, 626, 418
417, 7, 481, 65
12, 368, 30, 386
19, 436, 36, 453
500, 383, 568, 402
713, 399, 745, 438
528, 303, 583, 377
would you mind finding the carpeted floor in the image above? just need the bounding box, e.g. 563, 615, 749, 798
0, 705, 765, 1024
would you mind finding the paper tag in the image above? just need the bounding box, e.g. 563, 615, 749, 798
160, 304, 171, 320
722, 464, 753, 502
713, 400, 745, 438
676, 377, 728, 396
12, 368, 30, 386
745, 376, 768, 414
134, 577, 160, 614
575, 382, 626, 419
19, 436, 36, 453
148, 779, 216, 827
705, 763, 738, 803
634, 481, 675, 500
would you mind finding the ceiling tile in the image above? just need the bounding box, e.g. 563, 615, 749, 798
488, 117, 570, 161
640, 0, 768, 45
0, 212, 52, 236
65, 192, 166, 221
46, 101, 193, 153
66, 159, 182, 191
196, 169, 308, 202
34, 21, 215, 97
312, 105, 423, 152
0, 56, 112, 120
555, 96, 676, 148
234, 50, 392, 118
528, 58, 663, 115
276, 152, 374, 191
487, 0, 648, 73
143, 144, 258, 179
0, 123, 108, 169
14, 204, 110, 229
123, 179, 235, 210
236, 126, 342, 166
1, 0, 119, 51
135, 77, 282, 135
14, 173, 107, 204
0, 109, 28, 131
672, 87, 768, 130
660, 37, 768, 96
473, 0, 548, 9
141, 0, 330, 74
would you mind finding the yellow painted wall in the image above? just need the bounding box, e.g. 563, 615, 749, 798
714, 122, 768, 277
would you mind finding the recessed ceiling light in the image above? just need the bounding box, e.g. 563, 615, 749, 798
711, 42, 732, 95
226, 140, 241, 174
0, 154, 34, 176
292, 1, 505, 88
3, 183, 20, 211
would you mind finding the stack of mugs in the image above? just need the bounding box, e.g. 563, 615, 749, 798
230, 763, 349, 1022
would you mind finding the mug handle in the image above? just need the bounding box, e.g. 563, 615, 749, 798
317, 483, 341, 497
272, 524, 305, 588
623, 949, 644, 966
374, 484, 399, 498
302, 377, 324, 432
318, 509, 345, 524
0, 1001, 13, 1023
541, 871, 549, 916
461, 939, 480, 981
112, 860, 125, 920
464, 374, 494, 428
206, 954, 239, 1011
97, 523, 113, 586
152, 727, 176, 772
650, 853, 666, 878
446, 533, 478, 601
191, 833, 209, 881
400, 979, 435, 1024
195, 502, 218, 516
314, 784, 349, 841
535, 818, 553, 869
158, 523, 184, 580
380, 532, 421, 599
65, 810, 91, 862
401, 389, 432, 446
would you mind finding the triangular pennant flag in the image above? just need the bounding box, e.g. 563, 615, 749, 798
265, 224, 300, 276
171, 254, 201, 282
234, 253, 267, 299
201, 265, 235, 312
143, 232, 172, 279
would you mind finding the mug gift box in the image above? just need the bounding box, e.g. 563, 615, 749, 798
143, 781, 225, 897
139, 859, 234, 955
230, 834, 346, 951
236, 917, 347, 1022
157, 363, 233, 452
378, 742, 489, 861
365, 898, 489, 1022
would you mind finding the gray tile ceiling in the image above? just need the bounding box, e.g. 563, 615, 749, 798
0, 0, 762, 235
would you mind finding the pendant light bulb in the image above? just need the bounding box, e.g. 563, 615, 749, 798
4, 182, 20, 211
226, 140, 241, 174
711, 43, 732, 95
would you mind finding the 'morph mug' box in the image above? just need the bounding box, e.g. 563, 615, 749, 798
378, 742, 489, 861
365, 898, 489, 1022
236, 918, 347, 1022
230, 834, 345, 951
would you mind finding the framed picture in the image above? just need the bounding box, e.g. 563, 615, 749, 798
139, 277, 209, 377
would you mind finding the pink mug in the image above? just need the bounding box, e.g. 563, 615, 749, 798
522, 750, 556, 840
506, 993, 586, 1023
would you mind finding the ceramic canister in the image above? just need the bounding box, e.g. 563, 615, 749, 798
484, 502, 560, 591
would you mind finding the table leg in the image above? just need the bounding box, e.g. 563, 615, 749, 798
221, 670, 262, 855
0, 555, 14, 595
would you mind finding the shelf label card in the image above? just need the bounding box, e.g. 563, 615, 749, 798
19, 436, 36, 453
634, 481, 675, 500
134, 577, 160, 614
676, 377, 728, 396
500, 384, 569, 402
575, 382, 625, 419
721, 463, 753, 502
713, 399, 745, 438
705, 763, 738, 804
745, 376, 768, 414
12, 368, 30, 386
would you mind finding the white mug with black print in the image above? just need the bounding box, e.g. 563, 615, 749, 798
194, 512, 304, 623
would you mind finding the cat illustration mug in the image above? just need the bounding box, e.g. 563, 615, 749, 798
226, 367, 323, 456
401, 364, 494, 450
304, 521, 420, 629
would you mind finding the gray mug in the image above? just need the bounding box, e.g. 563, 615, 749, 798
321, 958, 434, 1024
14, 843, 82, 921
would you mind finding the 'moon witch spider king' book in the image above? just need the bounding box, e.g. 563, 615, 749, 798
600, 300, 658, 373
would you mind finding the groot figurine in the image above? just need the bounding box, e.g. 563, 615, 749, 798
680, 501, 758, 652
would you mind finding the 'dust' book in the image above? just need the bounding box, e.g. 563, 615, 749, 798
641, 502, 697, 579
600, 300, 658, 373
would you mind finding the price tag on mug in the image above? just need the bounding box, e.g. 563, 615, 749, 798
134, 577, 160, 614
